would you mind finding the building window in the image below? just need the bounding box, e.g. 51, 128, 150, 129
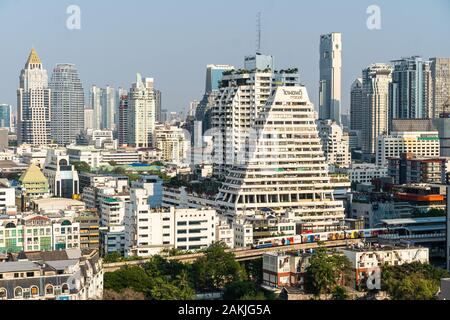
0, 288, 6, 299
45, 285, 54, 296
31, 286, 39, 297
62, 284, 70, 294
14, 287, 23, 298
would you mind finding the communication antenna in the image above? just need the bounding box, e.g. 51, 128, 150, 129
256, 12, 262, 54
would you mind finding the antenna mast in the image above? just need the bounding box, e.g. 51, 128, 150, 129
256, 12, 261, 54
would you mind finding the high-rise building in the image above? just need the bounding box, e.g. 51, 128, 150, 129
430, 58, 450, 118
350, 78, 363, 131
154, 90, 162, 123
84, 108, 94, 131
118, 94, 129, 146
90, 85, 102, 130
195, 64, 235, 134
216, 86, 345, 232
0, 104, 12, 131
49, 64, 84, 146
154, 124, 189, 165
389, 56, 432, 123
319, 33, 342, 125
318, 119, 351, 168
361, 64, 392, 154
205, 64, 235, 93
211, 65, 300, 177
17, 48, 51, 146
127, 74, 156, 148
115, 87, 127, 129
101, 86, 115, 131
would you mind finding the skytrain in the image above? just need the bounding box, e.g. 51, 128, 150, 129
252, 228, 391, 249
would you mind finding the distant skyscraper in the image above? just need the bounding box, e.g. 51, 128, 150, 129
118, 94, 129, 146
17, 48, 51, 146
101, 86, 115, 131
196, 64, 235, 134
350, 78, 363, 131
84, 108, 94, 131
154, 90, 162, 123
361, 64, 393, 154
0, 104, 12, 131
319, 33, 342, 125
128, 74, 156, 148
205, 64, 235, 93
430, 57, 450, 117
389, 56, 432, 122
49, 64, 84, 145
90, 85, 102, 130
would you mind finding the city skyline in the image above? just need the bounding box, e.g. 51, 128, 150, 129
1, 0, 450, 115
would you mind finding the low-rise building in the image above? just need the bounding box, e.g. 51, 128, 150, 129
342, 244, 429, 289
388, 153, 447, 184
337, 164, 389, 184
262, 251, 311, 290
0, 249, 103, 300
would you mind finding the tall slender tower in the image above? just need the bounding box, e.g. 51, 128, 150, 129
90, 85, 102, 130
49, 64, 84, 146
350, 78, 363, 131
319, 33, 342, 125
127, 74, 156, 148
17, 48, 51, 146
101, 86, 116, 130
361, 64, 392, 154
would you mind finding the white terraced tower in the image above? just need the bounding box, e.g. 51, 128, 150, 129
216, 85, 345, 232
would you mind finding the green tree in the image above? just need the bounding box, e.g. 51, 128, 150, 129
306, 247, 352, 295
331, 286, 348, 300
113, 167, 127, 175
73, 161, 91, 173
192, 242, 246, 291
103, 252, 122, 263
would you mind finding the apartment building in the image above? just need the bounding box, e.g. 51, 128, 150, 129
336, 164, 389, 184
376, 131, 440, 167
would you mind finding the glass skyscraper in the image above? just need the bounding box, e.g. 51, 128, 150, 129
0, 104, 12, 130
49, 64, 85, 146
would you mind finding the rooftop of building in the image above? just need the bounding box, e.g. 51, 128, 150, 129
0, 261, 41, 273
380, 216, 446, 225
342, 243, 425, 253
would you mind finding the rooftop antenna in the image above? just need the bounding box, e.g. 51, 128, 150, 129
256, 12, 262, 54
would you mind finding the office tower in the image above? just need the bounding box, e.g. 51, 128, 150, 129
101, 86, 115, 131
361, 64, 392, 154
154, 90, 162, 123
318, 119, 351, 167
390, 56, 432, 122
49, 64, 84, 146
17, 48, 51, 146
244, 53, 274, 71
0, 104, 12, 131
216, 86, 345, 232
211, 62, 300, 177
430, 58, 450, 117
84, 108, 94, 130
319, 33, 342, 125
127, 74, 156, 148
350, 78, 363, 131
118, 94, 129, 146
205, 64, 235, 93
90, 85, 102, 130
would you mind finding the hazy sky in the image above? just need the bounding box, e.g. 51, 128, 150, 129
1, 0, 450, 115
